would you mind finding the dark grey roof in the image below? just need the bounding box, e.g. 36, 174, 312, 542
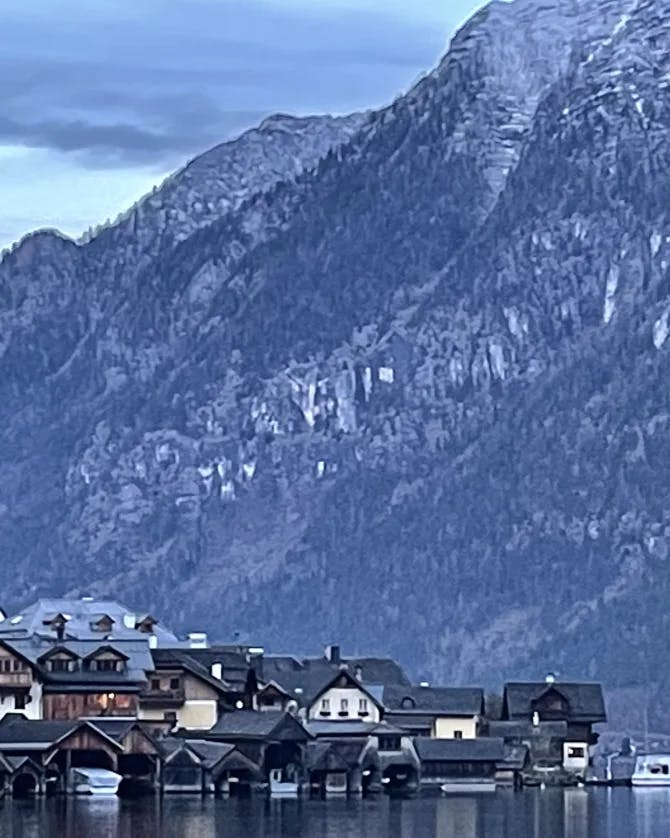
176, 647, 251, 689
261, 655, 409, 689
305, 741, 349, 772
383, 685, 484, 715
150, 649, 232, 694
184, 740, 235, 768
503, 682, 607, 723
206, 711, 311, 742
0, 716, 121, 751
306, 720, 379, 738
90, 719, 158, 748
414, 738, 505, 763
269, 668, 383, 710
384, 713, 434, 731
488, 720, 568, 740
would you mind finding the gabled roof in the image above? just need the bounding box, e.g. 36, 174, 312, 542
37, 645, 79, 662
205, 711, 311, 742
261, 655, 410, 689
383, 685, 484, 716
266, 667, 384, 711
414, 737, 505, 763
90, 719, 159, 750
0, 716, 123, 752
502, 682, 607, 723
150, 649, 232, 694
305, 741, 349, 772
310, 670, 384, 710
177, 647, 251, 690
83, 645, 129, 661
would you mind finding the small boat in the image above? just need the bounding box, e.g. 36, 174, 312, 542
631, 754, 670, 786
71, 767, 122, 795
269, 768, 299, 798
324, 771, 348, 796
440, 781, 496, 794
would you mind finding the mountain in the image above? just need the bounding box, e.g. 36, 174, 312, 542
3, 0, 670, 724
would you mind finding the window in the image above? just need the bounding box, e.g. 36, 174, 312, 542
94, 658, 123, 672
151, 678, 161, 691
2, 660, 10, 673
170, 678, 180, 690
320, 698, 330, 715
340, 698, 349, 712
379, 736, 401, 752
50, 658, 75, 672
11, 660, 25, 672
567, 746, 585, 759
14, 693, 26, 710
400, 696, 416, 710
164, 711, 177, 724
359, 698, 368, 713
453, 730, 463, 739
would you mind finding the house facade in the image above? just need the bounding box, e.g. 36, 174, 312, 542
501, 679, 607, 775
307, 671, 382, 724
382, 685, 484, 739
138, 649, 234, 732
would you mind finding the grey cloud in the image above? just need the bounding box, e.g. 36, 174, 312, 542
0, 0, 445, 167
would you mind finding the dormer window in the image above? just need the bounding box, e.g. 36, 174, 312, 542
49, 657, 77, 673
135, 615, 157, 634
400, 696, 416, 710
84, 647, 128, 673
91, 658, 124, 673
91, 615, 115, 633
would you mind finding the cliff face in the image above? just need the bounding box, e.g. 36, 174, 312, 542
3, 0, 669, 716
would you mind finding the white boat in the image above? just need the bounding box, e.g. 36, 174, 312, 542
440, 781, 496, 794
631, 754, 670, 786
269, 768, 299, 798
325, 771, 348, 796
71, 767, 123, 795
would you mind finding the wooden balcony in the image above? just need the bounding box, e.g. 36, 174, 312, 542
0, 672, 33, 688
139, 688, 185, 708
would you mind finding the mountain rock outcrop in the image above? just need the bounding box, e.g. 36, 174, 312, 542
3, 0, 670, 723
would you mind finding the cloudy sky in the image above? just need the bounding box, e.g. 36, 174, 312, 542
2, 0, 486, 249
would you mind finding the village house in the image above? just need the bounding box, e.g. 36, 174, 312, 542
382, 685, 485, 739
200, 709, 313, 791
138, 648, 243, 734
500, 678, 607, 776
413, 737, 504, 791
0, 636, 153, 721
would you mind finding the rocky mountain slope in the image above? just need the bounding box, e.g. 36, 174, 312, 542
3, 0, 670, 722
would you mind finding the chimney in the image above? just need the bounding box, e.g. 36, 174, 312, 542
56, 623, 65, 642
354, 664, 363, 681
545, 672, 556, 684
188, 632, 208, 649
211, 662, 222, 680
123, 614, 136, 630
325, 644, 341, 665
148, 635, 158, 650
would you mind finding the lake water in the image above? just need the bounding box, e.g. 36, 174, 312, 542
1, 788, 670, 838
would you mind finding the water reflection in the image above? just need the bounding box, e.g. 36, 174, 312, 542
0, 789, 669, 838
